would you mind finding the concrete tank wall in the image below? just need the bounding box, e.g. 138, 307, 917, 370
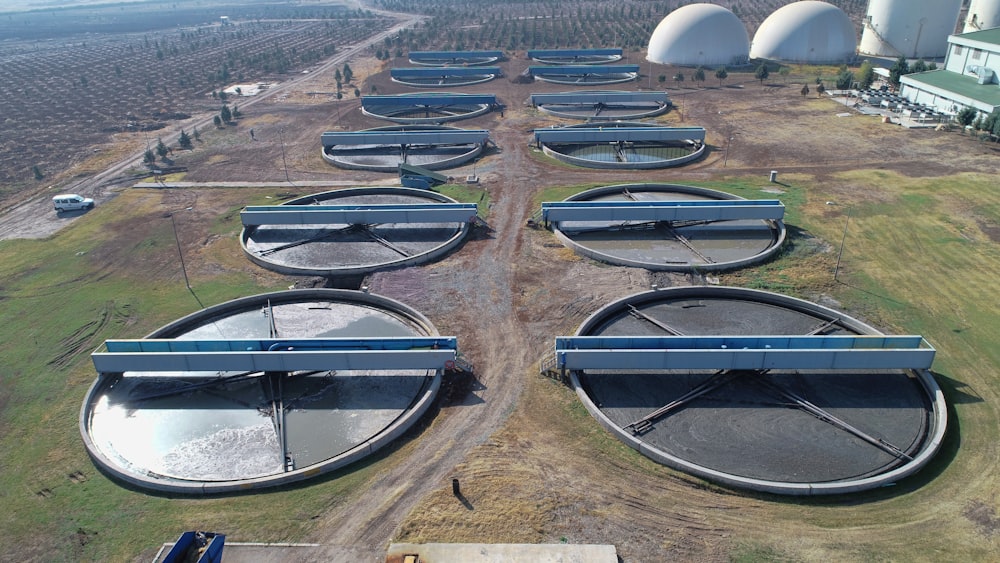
859, 0, 962, 59
965, 0, 1000, 33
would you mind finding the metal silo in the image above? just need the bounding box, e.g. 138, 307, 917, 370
859, 0, 962, 59
965, 0, 1000, 33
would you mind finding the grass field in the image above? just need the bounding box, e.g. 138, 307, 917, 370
0, 168, 998, 560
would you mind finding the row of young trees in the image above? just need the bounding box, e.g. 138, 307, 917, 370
141, 101, 245, 165
957, 107, 1000, 140
143, 129, 198, 165
659, 66, 730, 87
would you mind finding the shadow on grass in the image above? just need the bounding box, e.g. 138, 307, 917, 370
835, 278, 907, 306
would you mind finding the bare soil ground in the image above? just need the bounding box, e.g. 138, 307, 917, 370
6, 46, 1000, 562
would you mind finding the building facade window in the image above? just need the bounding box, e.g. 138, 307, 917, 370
972, 49, 982, 60
953, 45, 963, 56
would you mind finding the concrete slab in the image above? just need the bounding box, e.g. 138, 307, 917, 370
386, 543, 618, 563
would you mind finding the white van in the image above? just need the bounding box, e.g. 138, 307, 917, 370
53, 194, 95, 212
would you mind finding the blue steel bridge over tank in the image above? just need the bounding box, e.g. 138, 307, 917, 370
530, 91, 670, 121
408, 50, 503, 66
92, 337, 458, 374
241, 203, 479, 227
528, 48, 623, 64
322, 129, 490, 148
390, 66, 501, 87
540, 199, 784, 227
554, 335, 935, 371
529, 65, 640, 85
361, 93, 497, 124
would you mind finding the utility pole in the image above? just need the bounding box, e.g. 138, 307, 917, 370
278, 128, 290, 183
834, 207, 852, 282
170, 213, 190, 290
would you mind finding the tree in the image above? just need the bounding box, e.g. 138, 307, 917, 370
353, 87, 361, 98
855, 60, 875, 89
912, 60, 928, 74
213, 115, 222, 128
143, 149, 156, 165
232, 105, 242, 119
220, 104, 232, 123
816, 82, 826, 97
835, 68, 854, 89
755, 64, 769, 85
673, 72, 684, 88
178, 129, 192, 150
342, 63, 353, 83
715, 66, 728, 87
889, 55, 910, 87
192, 126, 201, 141
657, 74, 666, 86
983, 109, 1000, 138
693, 66, 706, 86
335, 68, 341, 83
956, 107, 977, 127
155, 138, 168, 159
801, 84, 810, 96
32, 165, 44, 180
779, 66, 790, 83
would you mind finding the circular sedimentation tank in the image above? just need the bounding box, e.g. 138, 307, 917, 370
391, 69, 499, 88
322, 125, 485, 172
532, 68, 638, 86
538, 123, 705, 170
530, 53, 623, 65
408, 53, 501, 67
241, 187, 472, 277
569, 286, 947, 495
533, 91, 670, 121
549, 183, 783, 272
361, 93, 493, 124
80, 289, 444, 494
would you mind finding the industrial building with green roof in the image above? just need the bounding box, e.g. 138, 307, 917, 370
900, 27, 1000, 117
